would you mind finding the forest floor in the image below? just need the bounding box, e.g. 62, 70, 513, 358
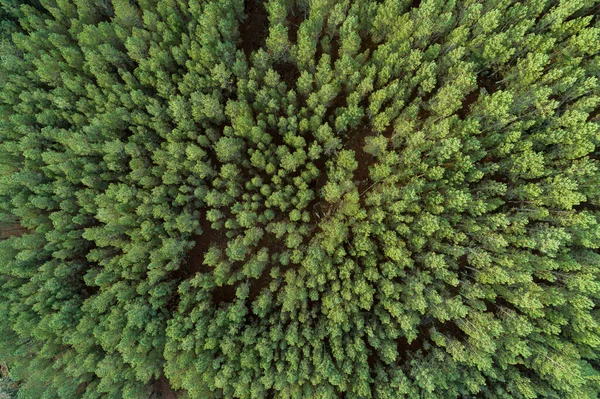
0, 223, 27, 240
154, 375, 179, 399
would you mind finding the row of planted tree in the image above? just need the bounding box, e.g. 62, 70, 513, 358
0, 0, 599, 398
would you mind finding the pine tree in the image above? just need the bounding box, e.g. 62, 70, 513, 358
1, 0, 600, 398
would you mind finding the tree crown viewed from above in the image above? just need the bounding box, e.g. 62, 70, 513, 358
0, 0, 599, 398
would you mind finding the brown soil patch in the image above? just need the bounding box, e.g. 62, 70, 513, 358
324, 94, 348, 125
329, 33, 341, 64
396, 332, 427, 357
175, 213, 237, 308
457, 89, 479, 120
0, 223, 27, 240
241, 0, 269, 58
287, 4, 305, 44
186, 220, 283, 307
345, 124, 378, 192
477, 72, 500, 95
153, 374, 180, 399
395, 316, 467, 358
273, 60, 300, 90
306, 153, 329, 222
587, 106, 599, 123
416, 107, 432, 123
186, 214, 227, 275
213, 280, 238, 304
247, 262, 273, 302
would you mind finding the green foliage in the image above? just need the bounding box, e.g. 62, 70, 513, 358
1, 0, 600, 398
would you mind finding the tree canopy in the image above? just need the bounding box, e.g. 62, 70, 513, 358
0, 0, 599, 398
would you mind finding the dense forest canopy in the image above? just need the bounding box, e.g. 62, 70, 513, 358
0, 0, 599, 398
